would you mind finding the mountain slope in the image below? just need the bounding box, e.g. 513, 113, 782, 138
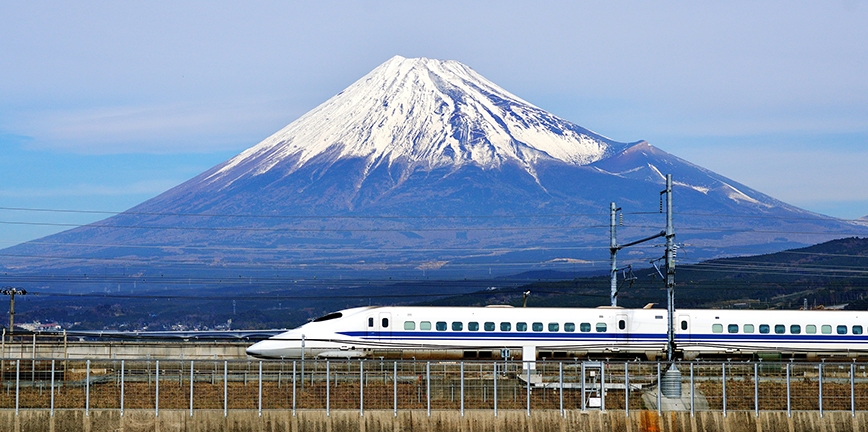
1, 56, 865, 284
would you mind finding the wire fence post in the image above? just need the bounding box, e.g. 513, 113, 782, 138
189, 360, 194, 418
360, 360, 365, 417
120, 360, 125, 417
326, 360, 331, 417
581, 361, 586, 411
560, 362, 565, 418
624, 362, 629, 418
223, 360, 228, 417
258, 361, 263, 417
393, 361, 398, 417
86, 359, 91, 417
818, 361, 823, 418
292, 360, 297, 417
851, 362, 856, 418
426, 361, 431, 417
656, 362, 661, 414
155, 360, 160, 418
690, 362, 695, 417
493, 362, 498, 418
50, 359, 55, 417
786, 362, 791, 418
754, 361, 759, 418
460, 361, 465, 417
722, 361, 727, 418
15, 359, 19, 416
526, 361, 531, 417
600, 360, 606, 412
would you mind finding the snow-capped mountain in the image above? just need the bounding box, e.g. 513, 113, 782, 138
1, 56, 864, 281
208, 56, 622, 188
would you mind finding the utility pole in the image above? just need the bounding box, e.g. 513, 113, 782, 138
609, 202, 621, 306
2, 287, 27, 336
662, 174, 676, 362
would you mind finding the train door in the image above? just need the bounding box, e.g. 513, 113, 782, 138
678, 314, 691, 342
378, 312, 392, 341
366, 315, 376, 339
616, 313, 628, 340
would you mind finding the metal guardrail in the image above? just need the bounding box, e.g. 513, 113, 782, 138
1, 358, 867, 417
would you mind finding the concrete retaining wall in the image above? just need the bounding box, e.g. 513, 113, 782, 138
0, 409, 864, 432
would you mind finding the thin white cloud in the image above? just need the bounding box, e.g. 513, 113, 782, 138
0, 179, 180, 199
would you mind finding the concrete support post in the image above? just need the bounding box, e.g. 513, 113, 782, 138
393, 361, 397, 417
360, 360, 365, 417
223, 361, 228, 417
690, 363, 695, 417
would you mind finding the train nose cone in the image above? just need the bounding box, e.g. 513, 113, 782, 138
246, 340, 274, 358
246, 339, 299, 358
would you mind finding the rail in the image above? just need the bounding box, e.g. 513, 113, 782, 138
1, 358, 867, 416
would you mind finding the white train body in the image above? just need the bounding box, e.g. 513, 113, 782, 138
246, 305, 868, 360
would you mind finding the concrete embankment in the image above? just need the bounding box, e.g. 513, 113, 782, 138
0, 410, 864, 432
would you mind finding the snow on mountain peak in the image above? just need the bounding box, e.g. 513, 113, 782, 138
208, 56, 622, 184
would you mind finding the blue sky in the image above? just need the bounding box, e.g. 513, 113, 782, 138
1, 1, 867, 248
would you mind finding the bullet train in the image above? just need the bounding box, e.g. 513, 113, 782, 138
246, 305, 868, 361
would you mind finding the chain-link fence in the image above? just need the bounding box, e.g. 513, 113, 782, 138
2, 358, 867, 416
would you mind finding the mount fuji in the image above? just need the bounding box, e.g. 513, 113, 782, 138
2, 56, 864, 282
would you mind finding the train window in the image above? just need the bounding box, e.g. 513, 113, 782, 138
744, 324, 754, 333
822, 325, 832, 334
838, 325, 848, 335
595, 323, 607, 333
549, 323, 559, 332
759, 324, 770, 334
313, 312, 343, 322
452, 322, 463, 331
564, 323, 576, 332
533, 322, 543, 332
436, 322, 447, 331
681, 321, 688, 331
500, 322, 511, 331
712, 324, 723, 333
469, 322, 479, 331
517, 322, 528, 332
728, 324, 738, 333
790, 325, 801, 334
774, 325, 785, 334
619, 320, 626, 330
404, 321, 415, 330
806, 325, 816, 334
420, 321, 431, 330
580, 323, 591, 332
484, 322, 495, 331
368, 318, 374, 328
382, 318, 390, 328
854, 325, 864, 335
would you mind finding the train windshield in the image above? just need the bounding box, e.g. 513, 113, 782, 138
312, 312, 343, 322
